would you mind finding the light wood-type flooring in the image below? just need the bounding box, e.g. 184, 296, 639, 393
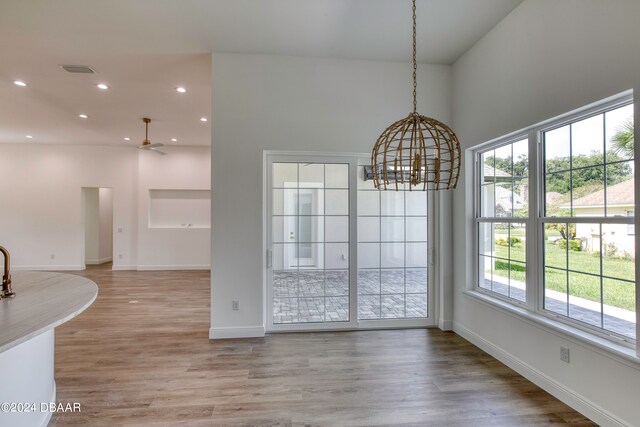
50, 264, 594, 426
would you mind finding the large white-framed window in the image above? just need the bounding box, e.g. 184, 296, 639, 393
472, 91, 637, 348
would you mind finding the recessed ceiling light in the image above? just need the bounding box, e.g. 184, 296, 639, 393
25, 135, 33, 139
176, 87, 186, 93
78, 114, 89, 119
96, 83, 109, 90
124, 137, 131, 141
13, 80, 27, 87
171, 138, 177, 142
200, 117, 207, 122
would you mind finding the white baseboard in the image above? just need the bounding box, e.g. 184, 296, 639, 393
137, 264, 210, 271
85, 257, 112, 265
111, 264, 137, 271
453, 322, 628, 427
13, 264, 209, 272
209, 326, 265, 339
12, 265, 84, 271
439, 319, 453, 331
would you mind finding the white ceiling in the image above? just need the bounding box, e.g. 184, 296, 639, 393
0, 0, 523, 146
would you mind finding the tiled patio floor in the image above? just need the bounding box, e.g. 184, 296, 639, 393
273, 269, 428, 324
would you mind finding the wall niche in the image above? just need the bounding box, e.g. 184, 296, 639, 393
148, 189, 211, 228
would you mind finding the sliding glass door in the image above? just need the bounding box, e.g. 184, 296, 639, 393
357, 166, 431, 322
266, 154, 433, 332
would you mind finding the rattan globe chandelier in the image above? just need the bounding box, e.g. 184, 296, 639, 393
371, 0, 461, 191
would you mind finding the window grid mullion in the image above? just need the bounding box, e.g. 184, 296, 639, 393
528, 128, 540, 312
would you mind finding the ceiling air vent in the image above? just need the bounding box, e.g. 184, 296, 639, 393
60, 65, 96, 74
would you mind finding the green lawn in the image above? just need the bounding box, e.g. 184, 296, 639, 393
502, 228, 526, 237
491, 242, 636, 311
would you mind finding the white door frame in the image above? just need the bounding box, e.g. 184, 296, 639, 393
80, 186, 114, 269
264, 151, 436, 332
355, 154, 436, 330
265, 153, 359, 332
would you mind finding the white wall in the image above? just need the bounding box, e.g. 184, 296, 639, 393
0, 145, 138, 270
0, 144, 210, 270
83, 188, 100, 264
83, 187, 113, 265
211, 53, 451, 337
137, 146, 211, 270
451, 1, 640, 425
98, 187, 113, 262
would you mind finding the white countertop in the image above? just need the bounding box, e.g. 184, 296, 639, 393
0, 271, 98, 353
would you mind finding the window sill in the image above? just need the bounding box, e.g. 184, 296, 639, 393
462, 289, 640, 370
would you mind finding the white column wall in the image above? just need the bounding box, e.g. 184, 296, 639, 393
210, 53, 451, 337
136, 146, 211, 270
451, 1, 640, 425
98, 187, 113, 263
83, 188, 100, 264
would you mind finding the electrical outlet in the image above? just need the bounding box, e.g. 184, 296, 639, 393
560, 346, 570, 363
117, 227, 123, 233
50, 254, 55, 260
232, 301, 240, 311
118, 254, 123, 259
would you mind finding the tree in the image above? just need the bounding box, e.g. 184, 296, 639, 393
488, 151, 632, 196
545, 151, 632, 194
610, 119, 634, 158
487, 155, 528, 178
546, 220, 576, 241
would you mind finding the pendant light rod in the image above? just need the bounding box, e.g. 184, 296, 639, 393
412, 0, 417, 114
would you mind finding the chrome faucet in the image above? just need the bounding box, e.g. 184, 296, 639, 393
0, 245, 15, 299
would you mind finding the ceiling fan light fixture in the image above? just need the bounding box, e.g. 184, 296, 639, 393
370, 0, 461, 191
138, 117, 166, 155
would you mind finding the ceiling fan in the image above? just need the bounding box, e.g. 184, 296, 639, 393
138, 117, 166, 155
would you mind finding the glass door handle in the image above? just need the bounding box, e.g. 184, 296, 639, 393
266, 249, 273, 268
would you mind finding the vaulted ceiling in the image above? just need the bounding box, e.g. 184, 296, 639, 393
0, 0, 523, 146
